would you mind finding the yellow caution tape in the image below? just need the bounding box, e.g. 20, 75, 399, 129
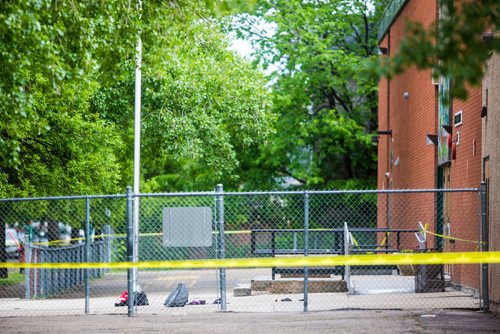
1, 251, 499, 270
33, 228, 343, 246
32, 230, 252, 246
350, 234, 360, 247
36, 224, 485, 248
424, 229, 485, 245
375, 231, 391, 251
419, 222, 485, 248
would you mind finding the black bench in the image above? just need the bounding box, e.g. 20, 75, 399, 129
250, 229, 346, 280
250, 228, 419, 279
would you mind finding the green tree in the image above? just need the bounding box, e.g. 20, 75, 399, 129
233, 0, 386, 188
92, 2, 274, 192
6, 79, 123, 196
0, 0, 273, 195
0, 0, 136, 166
0, 0, 138, 197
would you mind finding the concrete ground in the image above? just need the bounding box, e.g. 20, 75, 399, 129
0, 309, 499, 333
1, 269, 498, 332
0, 270, 481, 316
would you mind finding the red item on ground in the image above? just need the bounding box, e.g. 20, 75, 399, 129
119, 291, 128, 302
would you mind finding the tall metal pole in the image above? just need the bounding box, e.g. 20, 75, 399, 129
303, 191, 309, 313
132, 1, 143, 306
126, 187, 136, 316
84, 197, 90, 314
480, 182, 489, 311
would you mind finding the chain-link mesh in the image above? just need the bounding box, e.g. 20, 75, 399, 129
0, 196, 126, 316
0, 188, 484, 316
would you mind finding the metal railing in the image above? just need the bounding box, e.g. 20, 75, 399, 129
377, 0, 409, 42
25, 240, 109, 299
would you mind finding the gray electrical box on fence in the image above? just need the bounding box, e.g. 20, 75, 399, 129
162, 207, 212, 247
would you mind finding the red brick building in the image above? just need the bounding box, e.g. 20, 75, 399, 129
376, 0, 494, 308
482, 53, 500, 315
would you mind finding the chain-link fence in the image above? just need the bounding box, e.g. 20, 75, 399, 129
0, 187, 486, 317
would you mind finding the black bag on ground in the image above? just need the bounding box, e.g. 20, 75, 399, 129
114, 289, 149, 307
164, 283, 189, 307
135, 290, 149, 306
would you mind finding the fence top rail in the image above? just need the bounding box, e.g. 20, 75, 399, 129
0, 187, 480, 202
220, 188, 479, 196
138, 188, 479, 197
136, 191, 218, 198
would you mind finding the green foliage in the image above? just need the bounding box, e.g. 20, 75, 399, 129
143, 16, 274, 187
0, 76, 123, 197
0, 0, 137, 168
378, 0, 500, 100
0, 0, 138, 197
92, 3, 274, 192
0, 1, 274, 196
203, 0, 258, 15
233, 0, 385, 188
1, 0, 388, 197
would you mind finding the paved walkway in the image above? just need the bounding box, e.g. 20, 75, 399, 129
0, 309, 499, 333
2, 269, 498, 332
0, 270, 480, 317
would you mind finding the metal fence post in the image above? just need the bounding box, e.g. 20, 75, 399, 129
103, 224, 112, 270
34, 250, 39, 297
85, 197, 90, 314
480, 182, 489, 311
126, 186, 137, 316
303, 191, 309, 313
24, 234, 31, 300
344, 222, 353, 295
216, 184, 227, 311
40, 251, 46, 298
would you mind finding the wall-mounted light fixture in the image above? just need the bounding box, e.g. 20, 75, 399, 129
377, 130, 392, 136
403, 91, 409, 100
442, 125, 452, 134
426, 134, 439, 146
481, 106, 488, 118
372, 130, 392, 144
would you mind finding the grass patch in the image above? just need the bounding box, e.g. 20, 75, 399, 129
0, 272, 24, 286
